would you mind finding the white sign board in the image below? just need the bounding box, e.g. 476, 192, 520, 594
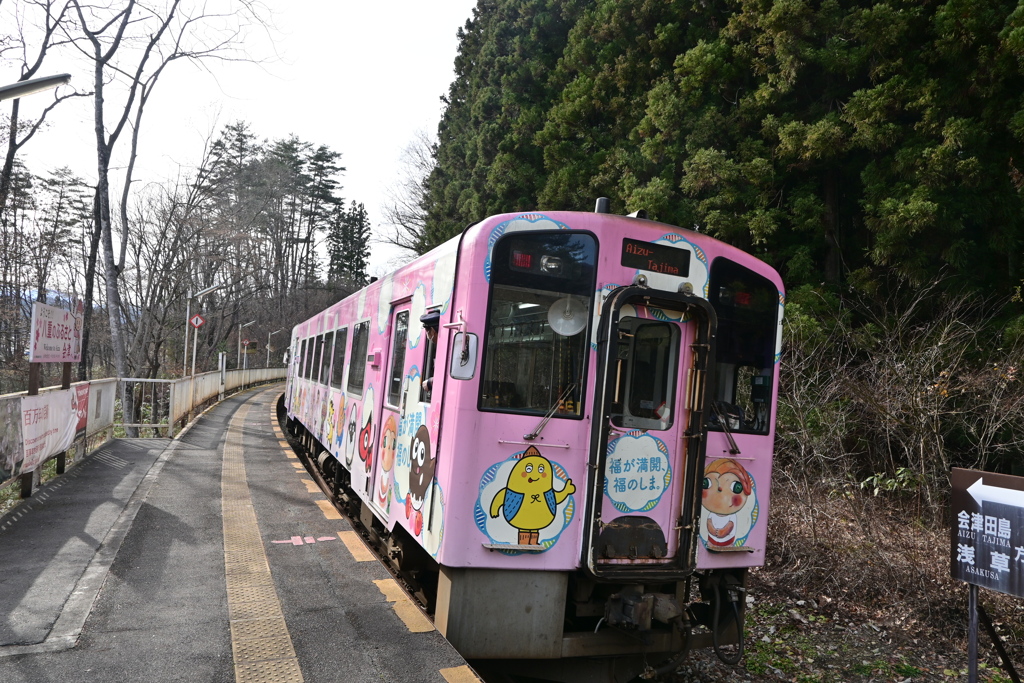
20, 390, 78, 473
29, 300, 83, 363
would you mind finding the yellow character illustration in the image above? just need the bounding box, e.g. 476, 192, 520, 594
325, 398, 335, 446
489, 446, 575, 545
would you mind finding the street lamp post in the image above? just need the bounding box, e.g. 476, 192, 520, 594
184, 283, 222, 376
187, 284, 223, 419
237, 320, 255, 369
267, 328, 284, 368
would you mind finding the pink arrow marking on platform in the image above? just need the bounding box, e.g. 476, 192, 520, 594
271, 535, 339, 546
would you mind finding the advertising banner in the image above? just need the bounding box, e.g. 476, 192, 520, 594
74, 383, 90, 440
0, 396, 24, 482
20, 390, 77, 474
29, 300, 83, 363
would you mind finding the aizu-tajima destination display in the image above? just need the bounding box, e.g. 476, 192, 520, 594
951, 468, 1024, 598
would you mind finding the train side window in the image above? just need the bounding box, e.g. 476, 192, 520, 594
420, 310, 440, 402
610, 318, 678, 431
319, 332, 334, 385
330, 328, 348, 389
298, 338, 307, 378
347, 321, 369, 395
387, 311, 409, 407
304, 337, 315, 379
421, 335, 437, 402
311, 334, 325, 382
708, 258, 778, 435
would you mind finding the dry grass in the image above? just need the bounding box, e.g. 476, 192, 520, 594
759, 477, 1024, 672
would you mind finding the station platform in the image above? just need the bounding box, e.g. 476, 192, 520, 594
0, 385, 478, 683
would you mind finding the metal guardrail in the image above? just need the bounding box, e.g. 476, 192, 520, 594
124, 368, 287, 434
1, 369, 286, 498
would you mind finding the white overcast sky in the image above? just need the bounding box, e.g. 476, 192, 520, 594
7, 0, 479, 276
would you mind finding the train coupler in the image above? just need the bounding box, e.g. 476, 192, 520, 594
604, 587, 684, 631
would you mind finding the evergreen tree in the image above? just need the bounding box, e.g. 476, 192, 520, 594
424, 0, 1024, 294
422, 0, 583, 249
328, 201, 371, 288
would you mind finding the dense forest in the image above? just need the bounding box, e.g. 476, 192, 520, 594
385, 0, 1024, 501
417, 0, 1024, 296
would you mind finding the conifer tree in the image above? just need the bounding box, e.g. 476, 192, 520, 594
327, 201, 370, 288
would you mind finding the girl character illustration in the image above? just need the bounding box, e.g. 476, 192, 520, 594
701, 458, 753, 548
378, 415, 397, 506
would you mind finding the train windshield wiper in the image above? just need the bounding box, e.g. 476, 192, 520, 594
524, 384, 576, 441
712, 401, 742, 455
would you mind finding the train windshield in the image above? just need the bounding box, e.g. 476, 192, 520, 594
708, 258, 779, 435
480, 231, 597, 417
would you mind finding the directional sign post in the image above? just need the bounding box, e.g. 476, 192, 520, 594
950, 468, 1024, 683
951, 468, 1024, 595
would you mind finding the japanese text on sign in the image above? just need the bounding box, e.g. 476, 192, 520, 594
29, 300, 83, 363
950, 468, 1024, 597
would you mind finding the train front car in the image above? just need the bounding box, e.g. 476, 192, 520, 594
282, 206, 783, 682
432, 209, 784, 681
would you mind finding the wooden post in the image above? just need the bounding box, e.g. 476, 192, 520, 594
57, 361, 71, 474
21, 364, 41, 498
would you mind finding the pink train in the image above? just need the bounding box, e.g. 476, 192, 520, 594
285, 203, 784, 681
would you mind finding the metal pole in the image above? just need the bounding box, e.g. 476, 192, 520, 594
237, 322, 242, 369
267, 331, 272, 368
189, 324, 199, 420
183, 295, 191, 376
969, 583, 979, 683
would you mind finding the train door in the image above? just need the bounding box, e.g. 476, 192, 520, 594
583, 287, 715, 579
370, 303, 410, 514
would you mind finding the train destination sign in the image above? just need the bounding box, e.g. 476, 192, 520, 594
621, 238, 690, 277
950, 468, 1024, 598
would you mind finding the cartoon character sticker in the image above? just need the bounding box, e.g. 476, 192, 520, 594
377, 414, 397, 507
358, 413, 374, 473
325, 395, 336, 447
344, 402, 359, 468
699, 458, 759, 549
476, 446, 575, 550
318, 387, 329, 441
332, 394, 346, 453
405, 425, 435, 536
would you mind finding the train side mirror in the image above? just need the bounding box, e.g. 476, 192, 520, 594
450, 332, 478, 380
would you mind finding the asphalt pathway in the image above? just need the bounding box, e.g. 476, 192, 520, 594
0, 386, 476, 683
